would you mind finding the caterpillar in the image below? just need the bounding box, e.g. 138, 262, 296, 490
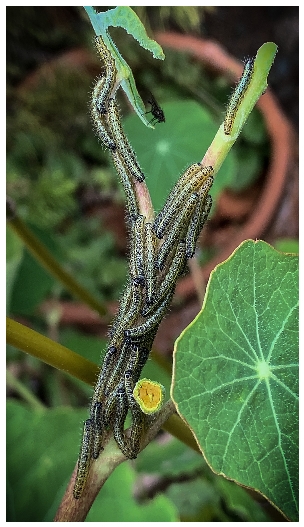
93, 35, 117, 113
144, 222, 157, 305
112, 385, 134, 458
129, 215, 146, 287
90, 83, 117, 151
91, 402, 104, 460
103, 344, 132, 399
111, 152, 140, 219
108, 282, 133, 340
124, 367, 143, 458
155, 192, 200, 271
145, 92, 165, 125
93, 345, 117, 392
224, 57, 254, 135
107, 98, 145, 182
73, 419, 93, 499
125, 286, 175, 341
185, 194, 213, 259
153, 165, 213, 239
143, 240, 187, 317
103, 380, 122, 426
132, 346, 151, 383
104, 284, 143, 396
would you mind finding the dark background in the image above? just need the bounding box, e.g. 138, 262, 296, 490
7, 6, 299, 128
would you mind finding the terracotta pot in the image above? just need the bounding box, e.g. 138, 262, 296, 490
154, 32, 294, 300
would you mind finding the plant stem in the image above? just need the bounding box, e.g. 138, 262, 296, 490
7, 316, 200, 454
54, 400, 177, 522
6, 369, 46, 411
6, 317, 98, 386
8, 216, 107, 317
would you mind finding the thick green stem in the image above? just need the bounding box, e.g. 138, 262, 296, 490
8, 216, 107, 317
6, 317, 98, 386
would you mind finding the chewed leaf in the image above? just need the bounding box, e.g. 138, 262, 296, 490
84, 6, 165, 127
171, 240, 298, 521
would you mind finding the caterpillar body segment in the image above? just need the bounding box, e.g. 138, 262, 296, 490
155, 192, 200, 271
112, 152, 140, 219
129, 215, 146, 287
112, 386, 134, 458
107, 98, 145, 182
224, 57, 254, 135
153, 166, 213, 239
185, 193, 213, 259
94, 36, 117, 113
144, 222, 157, 305
73, 419, 93, 499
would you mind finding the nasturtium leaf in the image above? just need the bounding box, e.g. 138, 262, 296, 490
10, 225, 61, 316
86, 462, 178, 522
136, 436, 206, 478
6, 401, 87, 522
123, 100, 237, 212
273, 238, 299, 255
172, 240, 298, 521
6, 400, 178, 522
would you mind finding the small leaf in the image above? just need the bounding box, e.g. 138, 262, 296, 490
86, 462, 178, 522
84, 6, 164, 127
172, 240, 298, 521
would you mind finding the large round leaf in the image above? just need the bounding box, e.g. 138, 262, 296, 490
6, 400, 178, 522
172, 240, 298, 521
123, 100, 237, 212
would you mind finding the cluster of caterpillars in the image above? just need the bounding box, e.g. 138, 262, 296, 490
73, 34, 214, 499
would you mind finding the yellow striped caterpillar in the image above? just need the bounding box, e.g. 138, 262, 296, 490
73, 419, 93, 499
129, 215, 146, 286
144, 222, 157, 305
185, 194, 213, 259
124, 348, 144, 457
111, 152, 140, 219
224, 57, 254, 135
153, 165, 213, 239
125, 287, 175, 342
90, 77, 117, 151
91, 402, 104, 460
112, 385, 134, 458
143, 240, 187, 317
107, 98, 145, 182
155, 192, 201, 271
93, 36, 117, 114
